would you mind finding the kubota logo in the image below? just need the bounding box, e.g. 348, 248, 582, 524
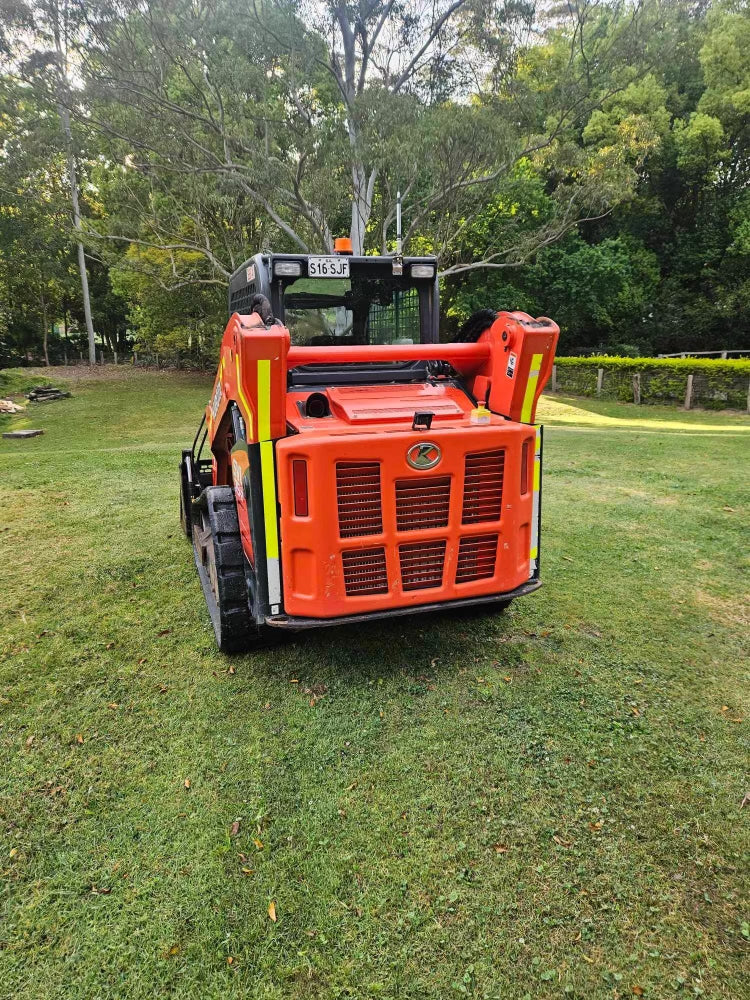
406, 441, 442, 470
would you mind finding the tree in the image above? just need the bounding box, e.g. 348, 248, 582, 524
0, 0, 99, 362
77, 0, 666, 274
0, 77, 78, 364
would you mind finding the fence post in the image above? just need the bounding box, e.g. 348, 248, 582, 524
551, 364, 557, 392
63, 352, 68, 366
155, 353, 160, 369
596, 367, 604, 397
632, 373, 641, 405
134, 352, 138, 365
684, 373, 694, 410
721, 351, 727, 359
113, 351, 118, 365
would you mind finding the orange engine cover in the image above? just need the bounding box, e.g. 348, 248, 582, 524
275, 422, 537, 618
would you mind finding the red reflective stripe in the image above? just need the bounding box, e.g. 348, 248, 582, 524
292, 460, 309, 517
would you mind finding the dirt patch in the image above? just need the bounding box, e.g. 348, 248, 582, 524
618, 486, 678, 506
15, 365, 209, 387
692, 588, 750, 629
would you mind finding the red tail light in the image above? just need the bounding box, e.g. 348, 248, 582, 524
292, 459, 309, 516
520, 441, 530, 496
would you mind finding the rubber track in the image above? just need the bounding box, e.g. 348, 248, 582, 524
196, 487, 258, 652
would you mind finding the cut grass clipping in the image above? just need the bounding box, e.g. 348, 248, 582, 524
1, 368, 748, 999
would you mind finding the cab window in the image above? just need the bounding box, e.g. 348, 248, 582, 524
280, 275, 421, 347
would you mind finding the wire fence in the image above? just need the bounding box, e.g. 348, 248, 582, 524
42, 350, 216, 371
549, 360, 750, 412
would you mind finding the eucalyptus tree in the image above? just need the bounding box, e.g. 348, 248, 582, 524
77, 0, 667, 279
0, 0, 99, 362
0, 79, 76, 364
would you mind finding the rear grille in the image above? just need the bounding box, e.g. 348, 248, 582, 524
462, 449, 505, 524
395, 475, 451, 531
336, 462, 383, 537
342, 547, 389, 595
456, 534, 499, 582
399, 540, 446, 591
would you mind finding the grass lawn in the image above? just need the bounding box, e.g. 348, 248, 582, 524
1, 368, 748, 999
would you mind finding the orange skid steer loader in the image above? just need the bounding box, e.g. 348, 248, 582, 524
180, 244, 559, 651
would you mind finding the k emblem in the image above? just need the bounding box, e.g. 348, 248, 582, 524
406, 441, 442, 470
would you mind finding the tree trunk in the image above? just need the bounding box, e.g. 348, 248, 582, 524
40, 291, 50, 366
349, 161, 376, 255
53, 8, 96, 365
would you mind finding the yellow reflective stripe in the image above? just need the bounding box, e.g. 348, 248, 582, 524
260, 440, 279, 559
235, 353, 254, 439
257, 359, 271, 441
521, 353, 544, 423
256, 358, 279, 566
530, 425, 541, 561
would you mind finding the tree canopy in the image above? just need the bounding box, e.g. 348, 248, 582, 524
0, 0, 748, 362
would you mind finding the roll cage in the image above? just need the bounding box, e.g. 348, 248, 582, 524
228, 253, 440, 345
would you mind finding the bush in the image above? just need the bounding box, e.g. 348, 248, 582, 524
551, 356, 750, 410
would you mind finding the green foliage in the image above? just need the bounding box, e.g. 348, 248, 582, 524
553, 356, 750, 409
445, 235, 660, 353
109, 246, 225, 359
673, 112, 726, 177
1, 1, 750, 361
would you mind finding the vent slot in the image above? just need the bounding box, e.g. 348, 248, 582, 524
336, 462, 383, 537
342, 548, 389, 595
395, 475, 451, 531
462, 449, 505, 524
456, 534, 499, 583
399, 540, 446, 591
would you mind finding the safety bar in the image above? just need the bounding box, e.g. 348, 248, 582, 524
286, 342, 491, 370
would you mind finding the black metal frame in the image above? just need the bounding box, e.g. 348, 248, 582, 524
228, 253, 440, 343
264, 580, 541, 631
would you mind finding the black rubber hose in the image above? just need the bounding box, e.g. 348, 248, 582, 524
453, 309, 498, 343
248, 293, 276, 326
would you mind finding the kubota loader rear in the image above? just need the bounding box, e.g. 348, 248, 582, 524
180, 243, 558, 651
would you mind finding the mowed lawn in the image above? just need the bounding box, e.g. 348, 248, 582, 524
1, 368, 748, 1000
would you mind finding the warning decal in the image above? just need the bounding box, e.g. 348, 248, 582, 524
506, 352, 517, 379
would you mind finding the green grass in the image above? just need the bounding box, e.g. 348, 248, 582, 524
1, 369, 748, 1000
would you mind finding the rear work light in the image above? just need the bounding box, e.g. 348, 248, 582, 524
292, 460, 309, 517
411, 264, 435, 278
274, 260, 302, 277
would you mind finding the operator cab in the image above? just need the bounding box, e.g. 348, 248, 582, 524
228, 250, 440, 347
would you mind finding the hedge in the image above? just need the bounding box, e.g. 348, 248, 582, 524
549, 356, 750, 411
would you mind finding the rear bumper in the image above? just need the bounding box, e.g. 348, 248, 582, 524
265, 578, 541, 630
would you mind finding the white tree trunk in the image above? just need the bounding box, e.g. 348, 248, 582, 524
349, 162, 377, 255
53, 6, 96, 365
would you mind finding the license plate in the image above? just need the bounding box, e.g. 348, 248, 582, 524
307, 256, 350, 278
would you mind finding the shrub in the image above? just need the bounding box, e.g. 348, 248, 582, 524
550, 356, 750, 410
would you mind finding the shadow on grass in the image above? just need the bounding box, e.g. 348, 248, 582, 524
246, 600, 527, 687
